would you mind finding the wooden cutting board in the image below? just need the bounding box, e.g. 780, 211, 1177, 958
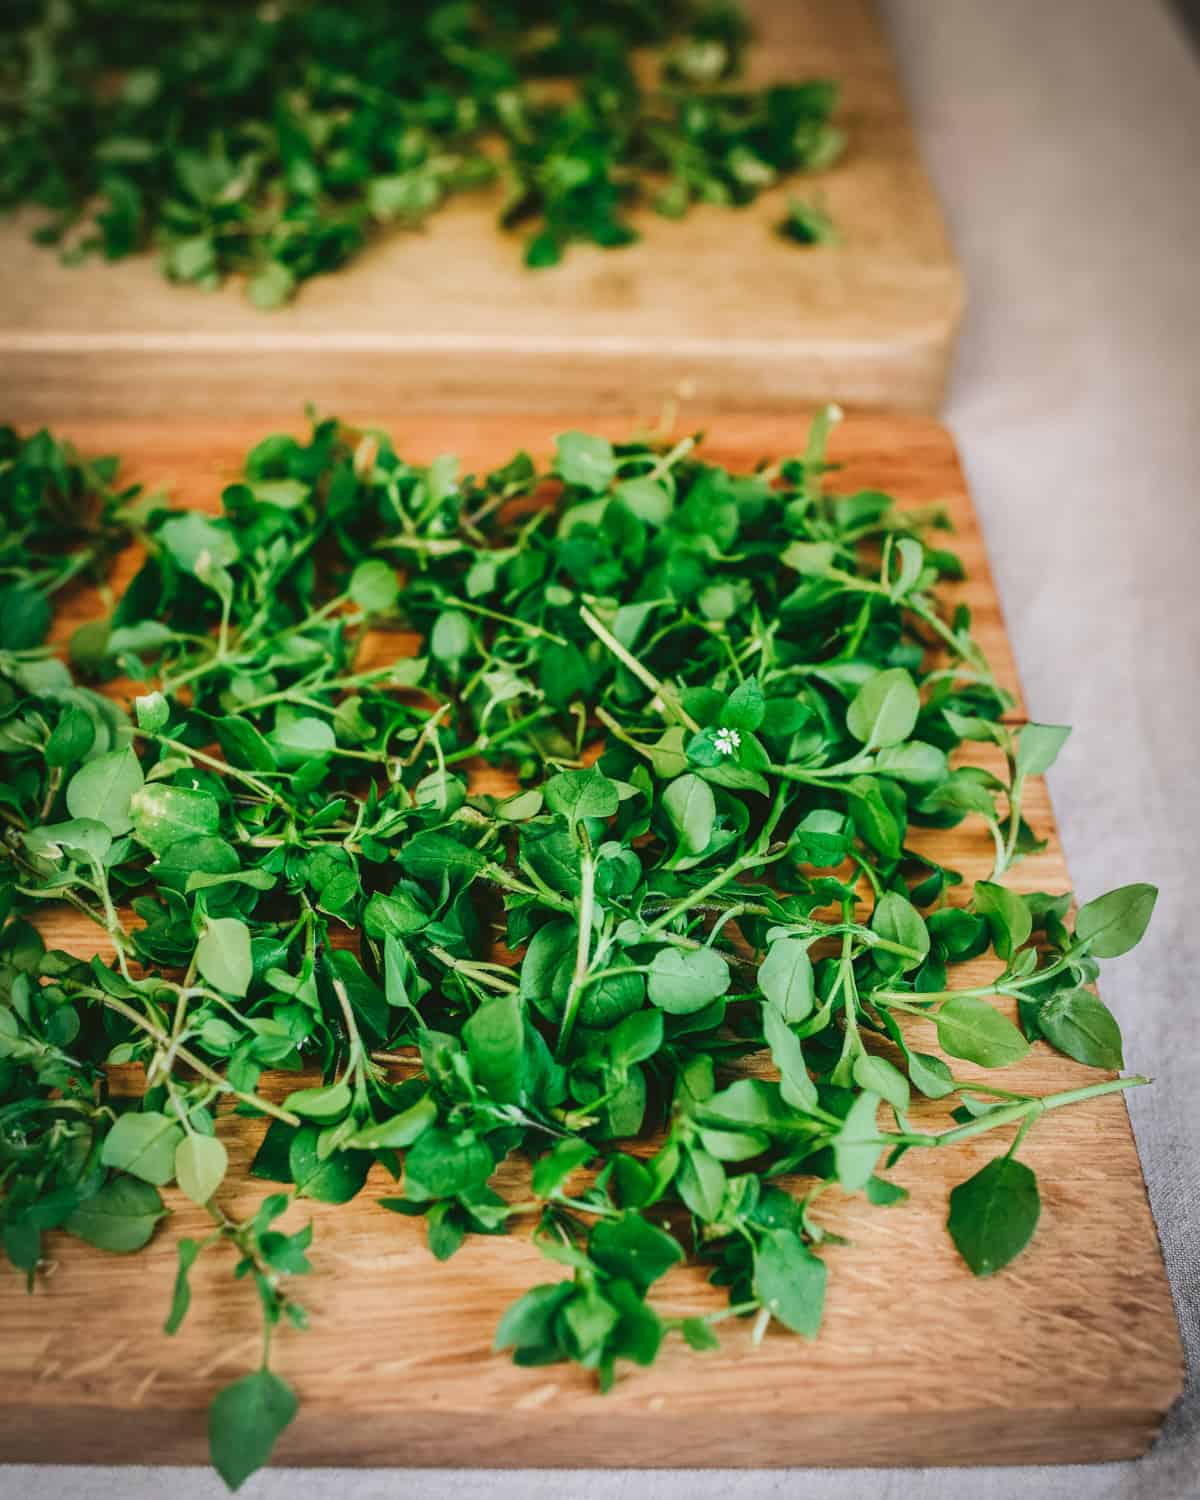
0, 0, 963, 427
0, 414, 1179, 1470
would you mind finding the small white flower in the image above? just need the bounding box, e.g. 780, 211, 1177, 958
714, 727, 741, 757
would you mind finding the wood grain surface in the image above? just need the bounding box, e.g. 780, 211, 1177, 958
0, 0, 963, 426
0, 414, 1180, 1470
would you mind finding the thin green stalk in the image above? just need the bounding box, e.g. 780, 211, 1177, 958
556, 827, 596, 1059
579, 605, 700, 731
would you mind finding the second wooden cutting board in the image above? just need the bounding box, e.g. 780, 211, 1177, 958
0, 412, 1179, 1471
0, 0, 962, 426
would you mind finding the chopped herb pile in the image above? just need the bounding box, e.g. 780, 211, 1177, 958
0, 0, 845, 305
0, 410, 1155, 1488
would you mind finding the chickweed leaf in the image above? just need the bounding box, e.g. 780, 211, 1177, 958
846, 668, 920, 748
1075, 884, 1158, 959
175, 1135, 229, 1206
1038, 989, 1125, 1069
936, 997, 1030, 1069
208, 1370, 298, 1491
948, 1157, 1041, 1276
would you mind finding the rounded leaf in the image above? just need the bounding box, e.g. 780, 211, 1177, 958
846, 669, 920, 748
195, 917, 253, 998
175, 1134, 228, 1205
208, 1370, 298, 1492
1038, 988, 1124, 1069
647, 947, 731, 1014
948, 1156, 1040, 1276
754, 1228, 826, 1338
935, 996, 1030, 1068
662, 773, 716, 855
65, 748, 144, 836
349, 559, 399, 613
1075, 884, 1157, 959
758, 937, 814, 1022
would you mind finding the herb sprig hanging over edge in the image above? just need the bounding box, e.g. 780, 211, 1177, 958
0, 0, 844, 304
0, 408, 1155, 1488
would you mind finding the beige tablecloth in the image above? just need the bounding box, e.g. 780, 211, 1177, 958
2, 1, 1197, 1496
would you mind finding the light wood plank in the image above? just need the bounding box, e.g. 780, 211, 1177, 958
0, 1, 962, 425
0, 415, 1179, 1470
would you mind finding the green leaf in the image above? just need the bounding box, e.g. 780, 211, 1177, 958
647, 947, 731, 1014
935, 996, 1030, 1068
463, 991, 525, 1104
196, 917, 253, 997
45, 706, 96, 767
249, 483, 309, 513
758, 937, 814, 1022
865, 1175, 909, 1206
1015, 722, 1070, 777
531, 1137, 593, 1198
754, 1229, 826, 1337
431, 609, 471, 663
763, 1006, 818, 1111
247, 262, 296, 309
349, 559, 399, 613
722, 678, 765, 733
676, 1146, 726, 1221
346, 1095, 437, 1151
129, 783, 220, 855
833, 1090, 883, 1191
24, 818, 112, 865
614, 477, 671, 526
270, 709, 335, 767
544, 765, 619, 827
681, 1316, 720, 1352
397, 830, 485, 880
974, 881, 1033, 960
605, 1008, 662, 1068
211, 716, 277, 773
662, 773, 716, 855
873, 740, 948, 786
64, 1177, 166, 1252
101, 1111, 185, 1185
283, 1079, 353, 1121
494, 1283, 573, 1357
1075, 884, 1157, 959
364, 889, 429, 937
853, 1052, 910, 1113
906, 1049, 955, 1099
496, 788, 543, 821
948, 1156, 1040, 1275
164, 1237, 200, 1335
288, 1128, 371, 1203
175, 1134, 228, 1205
159, 512, 238, 574
134, 691, 170, 734
590, 1212, 683, 1291
847, 775, 903, 859
782, 540, 835, 575
65, 748, 144, 835
1038, 988, 1124, 1069
790, 808, 852, 866
208, 1370, 298, 1491
871, 891, 929, 975
404, 1128, 493, 1200
846, 668, 920, 748
556, 432, 616, 493
0, 584, 50, 649
889, 536, 924, 597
